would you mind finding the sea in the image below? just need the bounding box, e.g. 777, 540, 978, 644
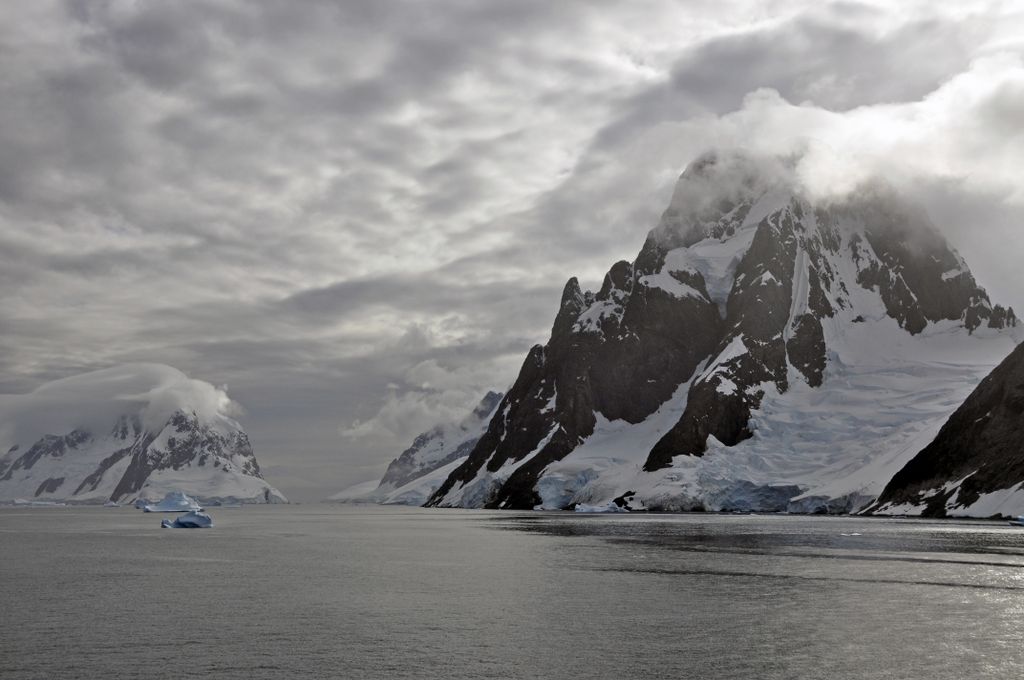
2, 505, 1024, 679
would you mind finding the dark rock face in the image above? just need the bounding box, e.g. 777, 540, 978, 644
786, 314, 826, 387
34, 477, 65, 495
378, 390, 503, 489
868, 341, 1024, 517
429, 249, 724, 508
426, 151, 1016, 510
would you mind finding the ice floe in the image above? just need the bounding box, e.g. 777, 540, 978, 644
160, 510, 213, 529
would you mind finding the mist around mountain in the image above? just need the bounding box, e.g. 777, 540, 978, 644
329, 391, 503, 505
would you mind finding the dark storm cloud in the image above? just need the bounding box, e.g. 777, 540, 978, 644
2, 0, 1021, 499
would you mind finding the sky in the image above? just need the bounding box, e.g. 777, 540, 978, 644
2, 1, 1023, 501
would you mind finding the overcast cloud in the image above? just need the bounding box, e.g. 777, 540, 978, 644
2, 1, 1022, 500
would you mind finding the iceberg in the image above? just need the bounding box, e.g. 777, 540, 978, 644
160, 511, 213, 529
142, 491, 203, 513
573, 502, 628, 513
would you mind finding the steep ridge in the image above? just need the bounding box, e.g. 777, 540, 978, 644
426, 151, 1017, 512
868, 341, 1024, 517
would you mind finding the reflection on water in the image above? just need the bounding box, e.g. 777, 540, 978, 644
2, 506, 1024, 679
498, 513, 1024, 587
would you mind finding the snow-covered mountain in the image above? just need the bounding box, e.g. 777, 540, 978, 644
868, 340, 1024, 518
426, 150, 1019, 513
330, 391, 503, 505
0, 364, 286, 504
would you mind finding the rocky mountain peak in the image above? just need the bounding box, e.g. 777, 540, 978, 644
426, 151, 1017, 511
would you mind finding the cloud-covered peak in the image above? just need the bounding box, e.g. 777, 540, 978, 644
0, 363, 241, 449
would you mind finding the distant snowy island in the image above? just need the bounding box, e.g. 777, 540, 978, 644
0, 364, 286, 506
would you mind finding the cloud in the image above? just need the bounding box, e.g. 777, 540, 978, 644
0, 363, 240, 449
1, 0, 1022, 498
340, 356, 505, 446
600, 48, 1024, 210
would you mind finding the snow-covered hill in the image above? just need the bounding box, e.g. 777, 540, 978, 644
0, 364, 286, 505
426, 151, 1019, 513
329, 391, 503, 505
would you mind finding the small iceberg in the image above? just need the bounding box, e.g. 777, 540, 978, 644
103, 500, 120, 508
573, 502, 628, 513
142, 491, 203, 513
160, 511, 213, 529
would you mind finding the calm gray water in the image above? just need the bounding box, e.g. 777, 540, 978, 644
3, 506, 1024, 679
